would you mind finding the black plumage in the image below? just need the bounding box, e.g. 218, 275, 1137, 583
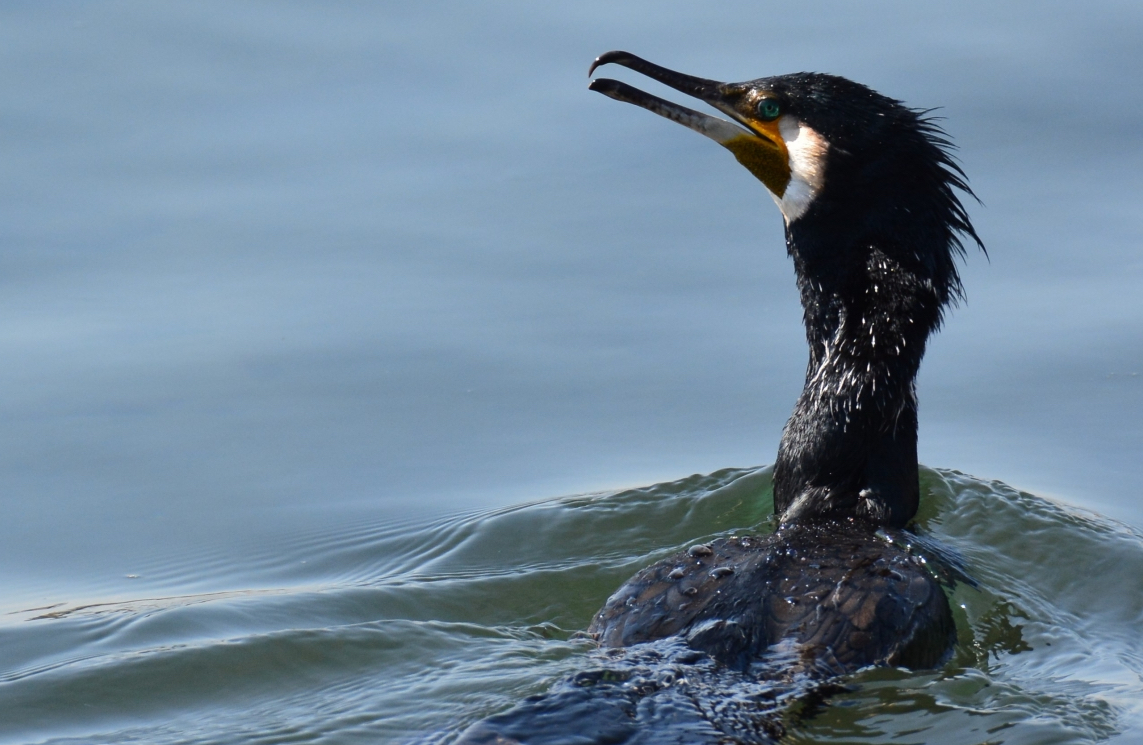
761, 74, 982, 528
457, 53, 982, 744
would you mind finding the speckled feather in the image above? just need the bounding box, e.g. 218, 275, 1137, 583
590, 520, 955, 673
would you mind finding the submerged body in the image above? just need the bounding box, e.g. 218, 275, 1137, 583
458, 53, 981, 743
590, 520, 954, 674
461, 521, 959, 744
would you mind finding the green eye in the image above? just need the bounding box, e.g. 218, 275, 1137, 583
756, 98, 781, 121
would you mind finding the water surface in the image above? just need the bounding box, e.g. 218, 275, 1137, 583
4, 468, 1142, 743
2, 2, 1142, 742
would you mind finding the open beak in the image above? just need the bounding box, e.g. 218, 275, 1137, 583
588, 51, 791, 197
588, 51, 750, 145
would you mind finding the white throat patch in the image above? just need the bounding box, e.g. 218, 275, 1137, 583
772, 118, 829, 223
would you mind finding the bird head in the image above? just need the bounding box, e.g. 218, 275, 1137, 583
588, 51, 982, 305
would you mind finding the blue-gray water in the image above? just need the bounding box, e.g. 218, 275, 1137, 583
2, 2, 1142, 743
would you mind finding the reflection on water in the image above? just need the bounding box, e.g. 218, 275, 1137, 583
2, 468, 1142, 743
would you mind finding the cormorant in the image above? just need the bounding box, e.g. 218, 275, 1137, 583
457, 52, 982, 744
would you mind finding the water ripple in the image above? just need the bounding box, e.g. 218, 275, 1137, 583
2, 467, 1141, 743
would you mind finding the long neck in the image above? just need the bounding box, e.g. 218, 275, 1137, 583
772, 220, 946, 529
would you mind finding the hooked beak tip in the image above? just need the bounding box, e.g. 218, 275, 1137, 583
589, 50, 633, 78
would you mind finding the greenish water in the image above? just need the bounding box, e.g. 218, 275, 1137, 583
3, 467, 1140, 743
